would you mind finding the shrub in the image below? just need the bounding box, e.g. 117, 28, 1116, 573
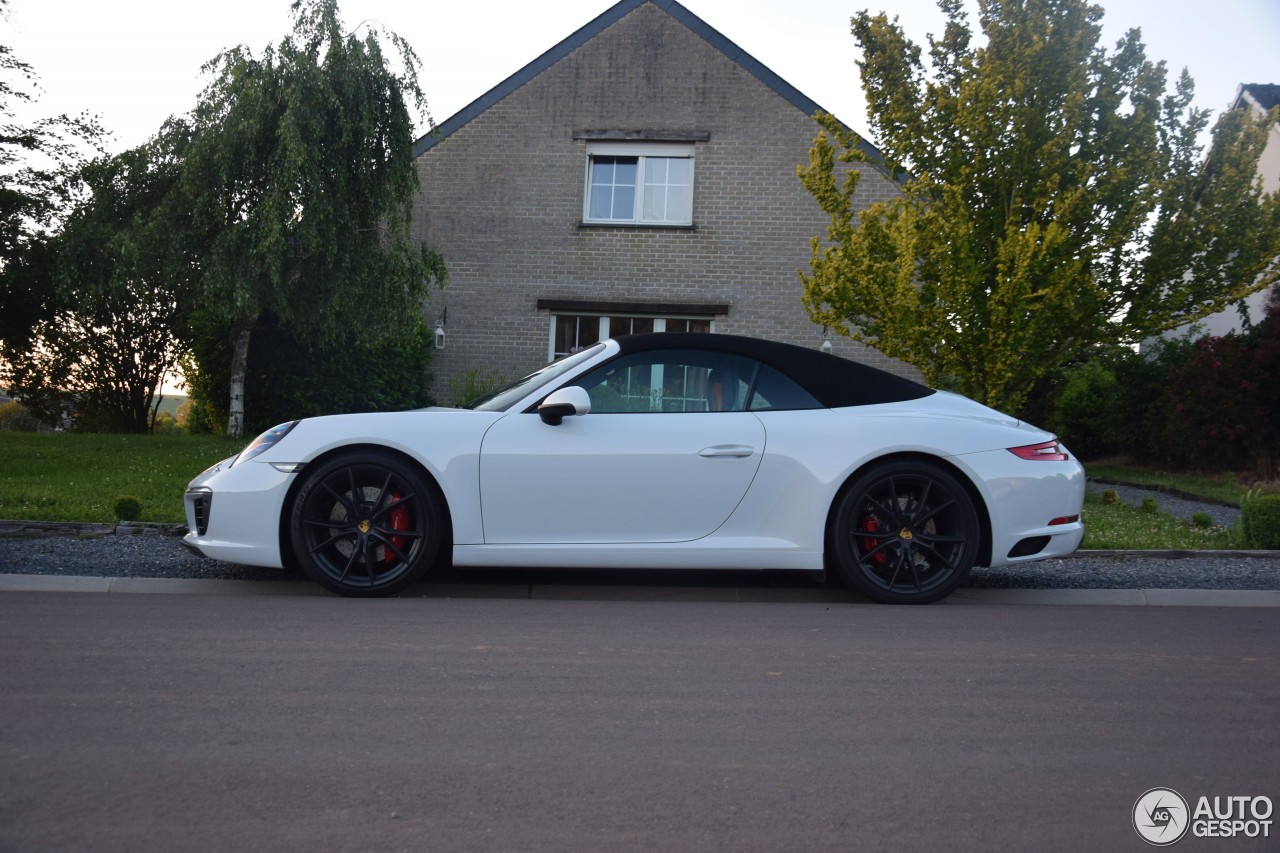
1251, 286, 1280, 476
1054, 302, 1275, 474
1141, 496, 1158, 513
175, 394, 220, 435
1161, 334, 1262, 470
1240, 491, 1280, 549
1190, 512, 1214, 529
1051, 360, 1122, 460
1044, 342, 1175, 463
1102, 489, 1118, 505
112, 495, 143, 522
0, 400, 41, 432
152, 411, 181, 434
185, 313, 436, 435
1110, 339, 1188, 463
446, 367, 508, 408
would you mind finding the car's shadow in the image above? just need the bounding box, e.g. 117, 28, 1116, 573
403, 565, 870, 603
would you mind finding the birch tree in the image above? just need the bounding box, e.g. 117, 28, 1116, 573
180, 0, 444, 437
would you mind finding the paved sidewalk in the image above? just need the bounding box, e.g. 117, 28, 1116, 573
3, 572, 1279, 606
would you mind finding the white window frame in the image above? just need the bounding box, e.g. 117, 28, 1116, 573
548, 313, 714, 361
583, 142, 695, 226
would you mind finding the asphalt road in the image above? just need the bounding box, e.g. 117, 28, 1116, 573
2, 592, 1277, 852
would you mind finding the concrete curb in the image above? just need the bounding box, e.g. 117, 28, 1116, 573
946, 588, 1280, 607
0, 574, 322, 596
1074, 549, 1280, 559
1, 573, 1278, 606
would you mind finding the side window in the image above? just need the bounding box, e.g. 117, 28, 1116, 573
748, 365, 822, 411
575, 350, 759, 413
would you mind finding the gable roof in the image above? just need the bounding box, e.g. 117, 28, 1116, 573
1239, 83, 1280, 113
412, 0, 887, 169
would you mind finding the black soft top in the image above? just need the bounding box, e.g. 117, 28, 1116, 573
612, 333, 933, 408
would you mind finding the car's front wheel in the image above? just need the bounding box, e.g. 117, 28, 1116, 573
289, 450, 443, 597
831, 460, 980, 604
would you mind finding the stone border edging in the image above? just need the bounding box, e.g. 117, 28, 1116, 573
0, 520, 184, 538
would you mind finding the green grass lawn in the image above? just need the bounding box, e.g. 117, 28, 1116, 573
0, 432, 241, 523
1080, 461, 1263, 549
1079, 491, 1244, 550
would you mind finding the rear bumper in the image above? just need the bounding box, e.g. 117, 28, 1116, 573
952, 448, 1086, 568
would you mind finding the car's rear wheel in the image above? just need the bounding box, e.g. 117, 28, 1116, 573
832, 460, 979, 604
289, 450, 443, 597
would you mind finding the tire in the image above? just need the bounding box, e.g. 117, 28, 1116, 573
831, 460, 979, 604
289, 450, 444, 597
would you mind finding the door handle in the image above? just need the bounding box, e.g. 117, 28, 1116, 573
698, 445, 755, 458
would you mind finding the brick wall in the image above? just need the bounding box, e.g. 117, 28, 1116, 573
412, 1, 917, 400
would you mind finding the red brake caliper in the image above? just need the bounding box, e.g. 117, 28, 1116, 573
386, 492, 409, 561
860, 515, 887, 566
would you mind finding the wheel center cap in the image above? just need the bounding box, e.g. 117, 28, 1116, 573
899, 528, 913, 540
357, 519, 372, 534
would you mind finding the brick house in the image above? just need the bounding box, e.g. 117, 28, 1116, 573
1162, 83, 1280, 341
410, 0, 911, 400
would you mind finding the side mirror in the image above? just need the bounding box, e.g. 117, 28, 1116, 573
538, 386, 592, 425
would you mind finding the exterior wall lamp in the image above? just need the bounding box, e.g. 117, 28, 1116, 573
820, 325, 832, 354
434, 308, 447, 350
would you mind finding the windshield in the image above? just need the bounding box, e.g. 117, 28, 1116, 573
464, 343, 608, 411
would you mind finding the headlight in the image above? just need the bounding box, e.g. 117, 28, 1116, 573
232, 421, 299, 467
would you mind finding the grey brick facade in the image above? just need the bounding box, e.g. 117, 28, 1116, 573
411, 0, 917, 401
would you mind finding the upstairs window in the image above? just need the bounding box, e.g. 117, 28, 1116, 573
583, 143, 694, 226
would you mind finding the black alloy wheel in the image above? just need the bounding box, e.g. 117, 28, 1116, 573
832, 460, 980, 604
289, 450, 443, 597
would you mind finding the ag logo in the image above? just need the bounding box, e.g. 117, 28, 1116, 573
1134, 788, 1190, 846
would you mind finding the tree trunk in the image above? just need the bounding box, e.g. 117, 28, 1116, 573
227, 319, 254, 439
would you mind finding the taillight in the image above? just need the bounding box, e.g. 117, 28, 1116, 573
1008, 440, 1069, 462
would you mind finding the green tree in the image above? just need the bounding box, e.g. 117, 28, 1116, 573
799, 0, 1280, 414
2, 131, 190, 432
178, 0, 444, 437
0, 0, 105, 349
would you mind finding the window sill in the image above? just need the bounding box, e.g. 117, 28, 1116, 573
577, 221, 698, 232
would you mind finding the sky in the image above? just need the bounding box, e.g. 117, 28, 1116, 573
4, 0, 1279, 156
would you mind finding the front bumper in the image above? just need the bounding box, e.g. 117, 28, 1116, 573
182, 456, 297, 568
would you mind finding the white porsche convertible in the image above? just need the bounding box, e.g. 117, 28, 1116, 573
184, 333, 1084, 603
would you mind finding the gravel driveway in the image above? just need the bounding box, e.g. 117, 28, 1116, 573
0, 533, 1276, 591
